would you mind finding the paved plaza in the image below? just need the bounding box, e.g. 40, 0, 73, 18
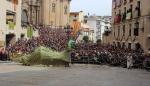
0, 63, 150, 86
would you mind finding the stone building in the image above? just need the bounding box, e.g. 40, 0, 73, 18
70, 11, 84, 25
70, 11, 95, 42
41, 0, 71, 28
85, 16, 111, 43
0, 0, 71, 47
0, 0, 25, 47
21, 0, 41, 26
110, 0, 150, 53
21, 0, 71, 27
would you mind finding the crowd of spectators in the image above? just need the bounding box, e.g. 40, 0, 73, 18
1, 25, 150, 71
71, 43, 150, 69
0, 48, 9, 61
6, 26, 68, 57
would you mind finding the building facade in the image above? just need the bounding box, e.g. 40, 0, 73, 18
41, 0, 71, 28
70, 11, 84, 25
85, 16, 111, 43
0, 0, 71, 47
0, 0, 26, 47
21, 0, 71, 27
21, 0, 41, 26
111, 0, 150, 52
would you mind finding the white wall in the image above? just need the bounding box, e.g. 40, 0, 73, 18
86, 16, 111, 43
0, 0, 29, 46
87, 19, 97, 43
0, 0, 6, 42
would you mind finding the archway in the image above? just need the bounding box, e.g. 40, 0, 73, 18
21, 9, 28, 27
135, 43, 141, 50
6, 33, 16, 47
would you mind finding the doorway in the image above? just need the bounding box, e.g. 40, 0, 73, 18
6, 34, 16, 47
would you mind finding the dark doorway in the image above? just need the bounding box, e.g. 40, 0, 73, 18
6, 34, 16, 47
128, 43, 131, 49
21, 34, 25, 39
135, 43, 141, 50
117, 42, 121, 48
122, 42, 125, 49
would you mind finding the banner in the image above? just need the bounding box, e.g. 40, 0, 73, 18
8, 21, 15, 30
27, 26, 33, 38
71, 21, 81, 37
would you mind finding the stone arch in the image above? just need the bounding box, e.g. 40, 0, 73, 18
21, 9, 29, 26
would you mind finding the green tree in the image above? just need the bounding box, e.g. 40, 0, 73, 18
97, 39, 101, 44
83, 36, 89, 43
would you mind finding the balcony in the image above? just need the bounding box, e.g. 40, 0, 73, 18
122, 12, 126, 22
114, 14, 121, 24
134, 7, 141, 18
103, 27, 111, 36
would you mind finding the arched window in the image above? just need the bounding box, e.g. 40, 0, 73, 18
21, 9, 28, 26
64, 6, 68, 14
52, 3, 56, 13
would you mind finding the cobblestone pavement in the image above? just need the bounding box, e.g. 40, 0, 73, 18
0, 63, 150, 86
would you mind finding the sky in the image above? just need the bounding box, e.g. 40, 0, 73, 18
70, 0, 112, 16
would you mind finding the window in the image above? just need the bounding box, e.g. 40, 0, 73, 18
134, 22, 139, 36
137, 1, 141, 16
129, 0, 133, 3
114, 29, 115, 37
6, 11, 16, 24
134, 28, 139, 36
130, 5, 133, 18
21, 9, 28, 26
124, 7, 126, 13
119, 10, 121, 14
52, 3, 56, 13
96, 21, 100, 25
64, 6, 68, 14
118, 26, 120, 37
129, 24, 131, 36
128, 43, 131, 49
123, 25, 125, 36
122, 7, 126, 21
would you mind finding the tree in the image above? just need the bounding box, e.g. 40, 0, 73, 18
97, 39, 101, 44
83, 36, 89, 43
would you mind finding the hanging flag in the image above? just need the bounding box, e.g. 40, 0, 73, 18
71, 21, 81, 37
8, 21, 15, 30
27, 26, 33, 38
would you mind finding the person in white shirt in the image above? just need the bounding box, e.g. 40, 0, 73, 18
127, 53, 133, 69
